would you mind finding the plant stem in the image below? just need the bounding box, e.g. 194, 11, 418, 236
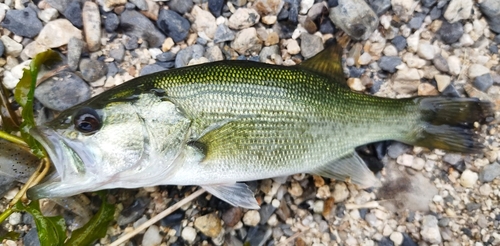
0, 130, 28, 147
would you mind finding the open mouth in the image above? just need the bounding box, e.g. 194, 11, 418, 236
29, 125, 70, 179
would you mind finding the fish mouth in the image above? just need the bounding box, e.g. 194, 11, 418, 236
28, 126, 95, 199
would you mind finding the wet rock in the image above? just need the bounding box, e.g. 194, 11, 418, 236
208, 0, 224, 17
439, 21, 463, 44
214, 24, 235, 43
329, 0, 378, 40
139, 64, 166, 76
103, 12, 119, 32
157, 9, 190, 43
441, 84, 460, 97
194, 212, 222, 238
36, 19, 82, 48
420, 215, 441, 244
0, 35, 22, 57
67, 37, 84, 71
82, 1, 101, 52
79, 58, 108, 82
300, 33, 323, 59
229, 8, 260, 30
444, 0, 472, 23
422, 0, 437, 7
460, 169, 478, 188
120, 10, 166, 47
378, 56, 401, 73
479, 0, 500, 33
222, 207, 242, 227
107, 62, 119, 77
473, 73, 493, 92
231, 27, 262, 55
367, 0, 391, 16
391, 36, 407, 52
1, 7, 42, 38
35, 72, 91, 111
142, 225, 162, 246
156, 51, 176, 62
479, 163, 500, 182
168, 0, 193, 14
429, 6, 442, 20
63, 1, 83, 28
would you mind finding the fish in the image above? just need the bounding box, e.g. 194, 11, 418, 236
27, 41, 493, 209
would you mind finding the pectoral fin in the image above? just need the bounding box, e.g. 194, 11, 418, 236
311, 151, 381, 188
202, 183, 260, 209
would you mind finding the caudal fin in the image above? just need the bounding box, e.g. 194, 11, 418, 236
410, 97, 494, 153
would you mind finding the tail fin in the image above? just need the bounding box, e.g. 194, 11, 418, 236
410, 97, 494, 153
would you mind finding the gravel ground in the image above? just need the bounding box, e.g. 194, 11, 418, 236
0, 0, 500, 245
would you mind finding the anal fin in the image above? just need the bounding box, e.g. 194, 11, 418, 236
202, 183, 260, 209
311, 151, 381, 188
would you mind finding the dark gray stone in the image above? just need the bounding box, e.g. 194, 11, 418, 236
489, 44, 499, 54
429, 6, 442, 20
1, 7, 43, 38
422, 0, 437, 7
67, 37, 84, 71
129, 0, 148, 10
473, 73, 494, 91
34, 72, 91, 111
79, 59, 108, 82
319, 18, 335, 34
125, 2, 136, 10
432, 55, 449, 73
123, 35, 139, 50
120, 10, 166, 48
259, 204, 277, 225
378, 56, 402, 73
348, 66, 365, 78
139, 64, 167, 76
157, 9, 190, 43
109, 44, 125, 62
441, 84, 460, 97
438, 217, 450, 227
156, 52, 176, 62
401, 233, 418, 246
377, 237, 393, 246
104, 12, 119, 33
287, 0, 300, 23
63, 1, 83, 28
23, 228, 41, 246
479, 0, 500, 34
208, 0, 225, 17
367, 0, 391, 16
259, 45, 279, 62
443, 153, 462, 165
0, 40, 4, 57
391, 35, 407, 51
479, 163, 500, 182
214, 24, 235, 43
408, 12, 425, 30
494, 34, 500, 44
437, 0, 448, 8
117, 197, 150, 226
168, 0, 194, 14
107, 62, 119, 77
387, 142, 411, 159
175, 44, 205, 68
300, 33, 324, 59
439, 21, 464, 44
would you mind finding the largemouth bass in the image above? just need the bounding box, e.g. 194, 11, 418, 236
28, 43, 493, 208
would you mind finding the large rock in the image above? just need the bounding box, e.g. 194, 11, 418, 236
157, 9, 190, 43
329, 0, 378, 40
120, 10, 166, 48
1, 7, 43, 38
36, 19, 82, 48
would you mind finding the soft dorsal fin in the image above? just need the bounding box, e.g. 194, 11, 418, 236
299, 39, 345, 80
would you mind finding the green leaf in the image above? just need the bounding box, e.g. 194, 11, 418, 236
13, 49, 61, 158
64, 192, 116, 246
0, 231, 20, 241
0, 84, 21, 132
15, 201, 67, 246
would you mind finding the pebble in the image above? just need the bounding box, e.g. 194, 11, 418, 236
168, 0, 193, 14
447, 55, 461, 75
191, 5, 217, 39
160, 210, 184, 227
63, 1, 83, 28
420, 215, 442, 244
231, 27, 262, 55
38, 7, 59, 23
8, 212, 22, 226
242, 210, 260, 226
391, 35, 407, 52
367, 0, 391, 16
208, 0, 224, 17
329, 0, 379, 40
181, 226, 197, 243
67, 37, 85, 71
408, 12, 425, 30
194, 212, 222, 238
120, 10, 165, 48
383, 44, 398, 56
358, 52, 372, 65
378, 56, 401, 73
157, 9, 190, 43
0, 35, 22, 57
259, 45, 279, 62
473, 73, 493, 92
228, 8, 260, 30
36, 19, 82, 48
214, 24, 235, 43
479, 162, 500, 182
34, 72, 91, 111
142, 225, 162, 246
0, 40, 4, 57
286, 39, 300, 55
460, 169, 478, 188
444, 0, 472, 23
139, 64, 166, 76
82, 1, 101, 52
79, 58, 108, 82
417, 43, 435, 60
2, 60, 29, 89
439, 21, 463, 44
397, 154, 414, 167
434, 74, 451, 92
259, 204, 277, 224
479, 0, 500, 34
205, 46, 223, 62
222, 207, 242, 227
432, 55, 449, 73
300, 33, 323, 59
109, 43, 125, 62
347, 78, 365, 91
103, 12, 119, 33
332, 183, 349, 202
254, 0, 284, 16
1, 7, 43, 38
117, 197, 150, 226
130, 0, 148, 11
300, 0, 314, 15
468, 64, 490, 79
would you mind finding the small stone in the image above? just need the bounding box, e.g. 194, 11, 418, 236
109, 43, 125, 62
37, 19, 82, 48
347, 78, 365, 91
367, 0, 391, 16
157, 9, 190, 43
8, 212, 22, 226
408, 12, 425, 30
130, 0, 148, 11
329, 0, 379, 40
181, 226, 197, 243
228, 8, 260, 30
378, 56, 401, 73
417, 43, 435, 60
63, 1, 83, 28
358, 52, 372, 65
420, 215, 442, 244
468, 64, 490, 79
447, 55, 461, 75
208, 0, 224, 17
38, 7, 59, 23
1, 7, 43, 38
139, 64, 166, 76
422, 0, 437, 7
418, 83, 439, 96
300, 33, 323, 59
222, 207, 242, 227
300, 0, 314, 14
35, 72, 91, 111
214, 24, 235, 43
391, 36, 407, 52
259, 45, 279, 62
254, 0, 285, 16
231, 27, 262, 55
261, 15, 277, 25
194, 212, 222, 238
439, 21, 464, 44
479, 163, 500, 182
383, 44, 398, 56
142, 225, 162, 246
103, 12, 119, 32
480, 0, 500, 34
67, 37, 84, 71
168, 0, 193, 14
473, 73, 493, 92
79, 59, 108, 82
0, 35, 23, 57
332, 183, 349, 202
82, 1, 101, 52
242, 210, 260, 226
443, 153, 462, 165
479, 184, 492, 196
444, 0, 472, 23
205, 46, 223, 62
432, 55, 449, 73
434, 74, 451, 92
397, 154, 414, 167
286, 39, 300, 55
0, 40, 4, 57
191, 5, 217, 39
120, 10, 166, 47
288, 181, 303, 197
259, 204, 276, 224
460, 169, 478, 188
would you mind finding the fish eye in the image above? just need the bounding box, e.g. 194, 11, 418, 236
73, 107, 101, 134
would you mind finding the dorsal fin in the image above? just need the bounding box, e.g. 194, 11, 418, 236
299, 39, 345, 80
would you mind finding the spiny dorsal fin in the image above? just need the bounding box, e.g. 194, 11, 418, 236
299, 39, 345, 80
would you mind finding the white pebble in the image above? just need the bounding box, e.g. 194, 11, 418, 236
383, 44, 398, 56
181, 226, 197, 243
358, 52, 372, 65
459, 33, 474, 46
313, 200, 324, 214
411, 157, 425, 170
460, 169, 478, 188
142, 225, 162, 246
397, 154, 414, 167
468, 64, 490, 79
286, 39, 300, 55
332, 183, 349, 202
390, 231, 404, 245
417, 43, 435, 60
434, 74, 451, 92
242, 210, 260, 226
8, 212, 22, 226
479, 184, 491, 196
447, 56, 461, 75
